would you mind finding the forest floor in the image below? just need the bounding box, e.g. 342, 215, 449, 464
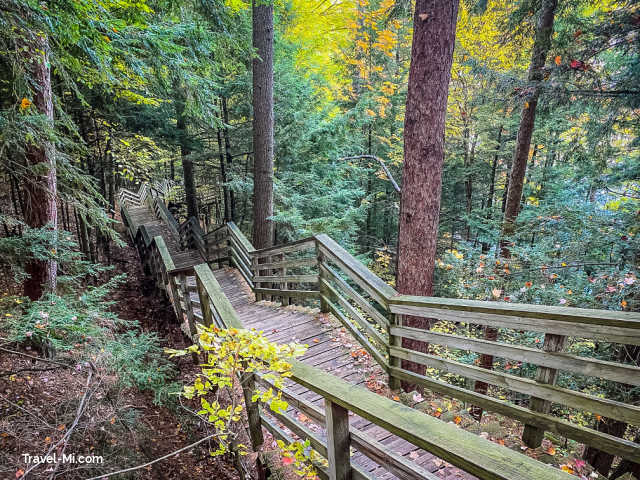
0, 221, 241, 480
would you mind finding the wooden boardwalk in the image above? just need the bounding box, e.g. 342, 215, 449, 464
199, 268, 477, 480
125, 199, 476, 479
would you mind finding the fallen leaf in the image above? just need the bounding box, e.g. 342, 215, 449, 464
546, 446, 556, 455
282, 456, 294, 465
561, 465, 574, 474
555, 55, 562, 65
418, 13, 429, 20
453, 416, 462, 425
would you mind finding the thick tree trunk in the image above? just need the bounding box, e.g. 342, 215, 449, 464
500, 0, 557, 257
22, 33, 57, 300
396, 0, 459, 390
252, 0, 275, 249
175, 90, 198, 220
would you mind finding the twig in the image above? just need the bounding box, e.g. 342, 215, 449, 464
85, 432, 219, 480
21, 370, 94, 479
0, 366, 62, 377
48, 371, 97, 480
606, 187, 640, 200
340, 155, 401, 193
0, 346, 71, 368
0, 392, 55, 428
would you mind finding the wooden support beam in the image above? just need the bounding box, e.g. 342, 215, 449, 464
325, 398, 351, 480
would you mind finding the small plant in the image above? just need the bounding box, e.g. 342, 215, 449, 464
167, 324, 323, 477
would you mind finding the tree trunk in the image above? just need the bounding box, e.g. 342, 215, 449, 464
500, 0, 557, 257
482, 125, 502, 253
469, 325, 499, 420
583, 418, 627, 476
221, 97, 237, 222
22, 32, 57, 300
251, 0, 275, 249
175, 89, 198, 221
396, 0, 459, 390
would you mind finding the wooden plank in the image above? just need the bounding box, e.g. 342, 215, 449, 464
317, 243, 392, 309
153, 236, 176, 271
254, 288, 320, 299
226, 221, 255, 253
522, 333, 566, 447
390, 303, 640, 345
326, 399, 351, 480
251, 236, 315, 257
389, 367, 640, 462
389, 345, 640, 425
290, 361, 573, 480
256, 375, 431, 480
390, 296, 640, 331
193, 263, 243, 329
323, 295, 388, 371
315, 234, 396, 306
319, 263, 389, 329
253, 274, 318, 283
322, 278, 388, 347
256, 257, 318, 270
391, 326, 640, 386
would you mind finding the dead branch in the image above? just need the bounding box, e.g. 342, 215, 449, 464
0, 346, 71, 368
340, 155, 401, 193
85, 432, 220, 480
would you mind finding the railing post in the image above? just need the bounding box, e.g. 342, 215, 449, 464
196, 273, 213, 327
242, 373, 264, 450
252, 255, 262, 301
178, 273, 197, 339
325, 398, 351, 480
168, 273, 183, 321
521, 333, 567, 447
316, 241, 329, 314
388, 313, 401, 391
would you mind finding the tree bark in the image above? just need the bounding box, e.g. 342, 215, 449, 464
22, 32, 57, 300
396, 0, 459, 390
221, 97, 237, 222
175, 88, 198, 220
500, 0, 557, 257
251, 0, 275, 249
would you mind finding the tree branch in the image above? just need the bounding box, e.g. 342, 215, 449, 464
85, 432, 219, 480
340, 155, 401, 193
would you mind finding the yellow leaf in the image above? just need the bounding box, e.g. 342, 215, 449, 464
453, 416, 462, 425
560, 465, 574, 474
524, 101, 529, 109
20, 98, 31, 110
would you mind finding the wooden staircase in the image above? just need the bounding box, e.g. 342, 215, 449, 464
116, 180, 640, 480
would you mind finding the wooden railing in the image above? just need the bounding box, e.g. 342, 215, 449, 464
119, 181, 640, 477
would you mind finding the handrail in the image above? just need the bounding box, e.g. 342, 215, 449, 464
119, 180, 640, 472
183, 259, 572, 480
